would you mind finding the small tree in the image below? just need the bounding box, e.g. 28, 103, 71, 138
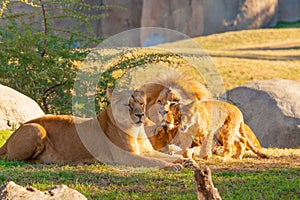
0, 0, 113, 114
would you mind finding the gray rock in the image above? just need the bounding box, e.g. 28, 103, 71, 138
0, 181, 87, 200
2, 0, 299, 39
141, 0, 278, 38
101, 0, 143, 38
224, 79, 300, 148
0, 84, 44, 130
278, 0, 300, 22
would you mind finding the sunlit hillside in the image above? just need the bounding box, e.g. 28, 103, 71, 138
172, 28, 300, 90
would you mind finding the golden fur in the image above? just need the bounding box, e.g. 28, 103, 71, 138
140, 71, 211, 113
141, 74, 210, 154
212, 123, 262, 156
0, 90, 187, 169
161, 101, 262, 153
145, 102, 181, 152
175, 100, 267, 161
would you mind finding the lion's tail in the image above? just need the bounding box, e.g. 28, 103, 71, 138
244, 124, 262, 150
0, 142, 7, 158
240, 123, 268, 159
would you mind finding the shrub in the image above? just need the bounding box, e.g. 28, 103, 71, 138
0, 0, 109, 114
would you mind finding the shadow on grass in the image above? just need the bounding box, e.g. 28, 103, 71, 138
0, 158, 299, 199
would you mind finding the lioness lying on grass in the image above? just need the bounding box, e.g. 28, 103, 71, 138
0, 89, 189, 170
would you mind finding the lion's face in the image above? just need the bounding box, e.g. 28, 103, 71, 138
179, 101, 198, 133
161, 101, 182, 130
128, 90, 147, 125
108, 89, 147, 128
156, 88, 180, 105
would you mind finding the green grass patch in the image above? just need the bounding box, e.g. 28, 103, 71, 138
275, 21, 300, 28
1, 129, 299, 199
0, 129, 12, 146
214, 169, 300, 200
0, 160, 299, 199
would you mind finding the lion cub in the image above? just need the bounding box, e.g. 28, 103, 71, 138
164, 100, 267, 161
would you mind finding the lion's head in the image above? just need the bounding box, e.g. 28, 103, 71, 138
107, 89, 147, 129
156, 88, 180, 105
128, 90, 147, 125
162, 101, 182, 130
178, 101, 199, 133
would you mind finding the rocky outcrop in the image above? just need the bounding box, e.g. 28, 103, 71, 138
0, 84, 44, 130
1, 0, 299, 39
224, 79, 300, 148
101, 0, 143, 38
141, 0, 278, 39
0, 181, 87, 200
278, 0, 300, 22
141, 0, 204, 38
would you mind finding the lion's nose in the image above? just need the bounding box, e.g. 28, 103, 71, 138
159, 110, 168, 116
135, 113, 144, 118
180, 125, 187, 132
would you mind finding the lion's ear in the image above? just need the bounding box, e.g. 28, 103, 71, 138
106, 88, 113, 101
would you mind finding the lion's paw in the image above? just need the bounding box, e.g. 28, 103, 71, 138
182, 158, 199, 170
163, 163, 183, 171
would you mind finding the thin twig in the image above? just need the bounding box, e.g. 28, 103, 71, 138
39, 0, 47, 58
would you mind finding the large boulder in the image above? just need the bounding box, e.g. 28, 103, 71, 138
3, 0, 300, 40
141, 0, 278, 39
141, 0, 204, 40
278, 0, 300, 22
0, 181, 87, 200
101, 0, 143, 39
224, 79, 300, 148
0, 84, 44, 130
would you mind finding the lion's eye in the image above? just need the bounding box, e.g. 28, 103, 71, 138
126, 104, 133, 109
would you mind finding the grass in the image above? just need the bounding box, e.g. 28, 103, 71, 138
171, 28, 300, 90
0, 129, 13, 146
0, 27, 300, 199
274, 21, 300, 28
0, 130, 299, 199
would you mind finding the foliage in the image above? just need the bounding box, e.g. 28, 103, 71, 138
0, 0, 113, 114
0, 129, 12, 146
274, 20, 300, 28
74, 49, 188, 116
0, 1, 195, 115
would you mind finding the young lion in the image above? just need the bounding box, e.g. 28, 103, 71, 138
0, 89, 187, 170
145, 102, 182, 152
176, 100, 267, 161
162, 101, 262, 156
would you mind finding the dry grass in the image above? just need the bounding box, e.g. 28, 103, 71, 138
171, 28, 300, 90
198, 148, 300, 172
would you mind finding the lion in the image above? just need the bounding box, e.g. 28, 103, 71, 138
144, 87, 263, 160
145, 102, 181, 152
159, 100, 262, 153
172, 100, 267, 161
0, 89, 188, 170
212, 123, 262, 156
140, 72, 210, 156
139, 71, 211, 113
